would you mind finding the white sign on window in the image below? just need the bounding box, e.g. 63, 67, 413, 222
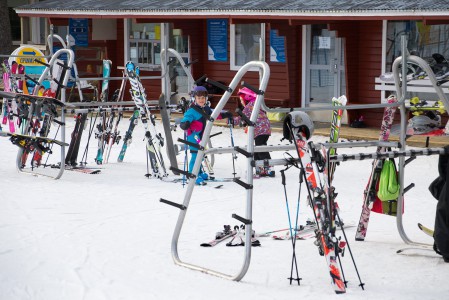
319, 37, 331, 49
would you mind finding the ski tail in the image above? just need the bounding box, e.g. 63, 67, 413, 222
418, 223, 434, 237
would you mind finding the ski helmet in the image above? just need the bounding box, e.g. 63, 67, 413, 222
237, 87, 257, 105
407, 114, 441, 134
191, 86, 208, 99
283, 111, 314, 141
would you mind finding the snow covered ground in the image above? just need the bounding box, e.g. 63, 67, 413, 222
0, 116, 447, 300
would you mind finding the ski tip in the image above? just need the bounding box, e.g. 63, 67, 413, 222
200, 243, 212, 247
417, 223, 423, 229
215, 185, 223, 189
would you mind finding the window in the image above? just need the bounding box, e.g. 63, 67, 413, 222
230, 23, 265, 70
386, 21, 449, 72
386, 21, 449, 100
125, 20, 162, 70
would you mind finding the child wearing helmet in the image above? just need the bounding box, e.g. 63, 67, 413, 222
233, 87, 274, 177
180, 86, 232, 185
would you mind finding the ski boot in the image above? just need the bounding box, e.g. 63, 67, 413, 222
199, 172, 209, 181
216, 225, 231, 239
195, 177, 207, 186
253, 166, 263, 179
259, 166, 275, 177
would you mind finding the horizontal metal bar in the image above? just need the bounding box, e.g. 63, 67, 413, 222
204, 141, 400, 155
330, 147, 448, 162
68, 100, 161, 107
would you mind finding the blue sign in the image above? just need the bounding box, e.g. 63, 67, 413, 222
270, 30, 285, 63
207, 19, 228, 61
69, 18, 89, 47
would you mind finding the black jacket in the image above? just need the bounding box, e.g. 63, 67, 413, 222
429, 146, 449, 259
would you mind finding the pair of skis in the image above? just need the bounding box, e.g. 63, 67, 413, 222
125, 61, 167, 178
355, 95, 398, 241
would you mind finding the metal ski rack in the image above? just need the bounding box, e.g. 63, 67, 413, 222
390, 35, 449, 247
164, 60, 270, 281
16, 48, 75, 179
160, 44, 197, 175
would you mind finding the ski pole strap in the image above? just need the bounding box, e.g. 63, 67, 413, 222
232, 213, 252, 225
205, 78, 232, 93
241, 81, 264, 95
160, 198, 187, 210
235, 108, 255, 126
191, 105, 214, 122
177, 138, 205, 151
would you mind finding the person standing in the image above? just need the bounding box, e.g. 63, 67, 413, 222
180, 86, 232, 185
233, 87, 274, 177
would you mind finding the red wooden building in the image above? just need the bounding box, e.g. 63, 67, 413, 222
15, 0, 449, 126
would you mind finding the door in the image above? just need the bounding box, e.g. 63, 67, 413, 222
303, 25, 347, 123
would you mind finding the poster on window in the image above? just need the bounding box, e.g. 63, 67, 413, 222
207, 19, 228, 61
69, 18, 89, 47
270, 30, 285, 63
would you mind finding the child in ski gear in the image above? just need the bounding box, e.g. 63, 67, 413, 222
232, 87, 274, 177
180, 86, 232, 185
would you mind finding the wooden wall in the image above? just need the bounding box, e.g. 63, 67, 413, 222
332, 20, 389, 127
47, 17, 395, 126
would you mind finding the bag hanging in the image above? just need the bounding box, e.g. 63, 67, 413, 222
377, 159, 400, 201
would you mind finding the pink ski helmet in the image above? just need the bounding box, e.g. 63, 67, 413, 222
237, 87, 257, 105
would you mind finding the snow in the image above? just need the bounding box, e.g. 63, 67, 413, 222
0, 117, 448, 300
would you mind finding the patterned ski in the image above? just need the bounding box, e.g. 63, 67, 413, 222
200, 226, 237, 247
117, 109, 140, 162
125, 61, 167, 178
355, 95, 398, 241
292, 132, 346, 294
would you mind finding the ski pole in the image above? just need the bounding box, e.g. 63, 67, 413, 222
335, 210, 365, 290
228, 118, 237, 177
280, 169, 301, 285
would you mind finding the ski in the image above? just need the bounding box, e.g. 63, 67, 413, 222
125, 61, 167, 178
355, 95, 398, 241
117, 109, 140, 162
328, 95, 347, 180
66, 166, 101, 174
418, 223, 434, 237
200, 225, 237, 247
288, 117, 347, 294
272, 223, 317, 240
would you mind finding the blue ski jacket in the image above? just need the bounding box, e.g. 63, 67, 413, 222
180, 104, 213, 152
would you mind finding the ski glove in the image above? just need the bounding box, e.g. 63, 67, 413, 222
180, 121, 190, 130
187, 120, 203, 136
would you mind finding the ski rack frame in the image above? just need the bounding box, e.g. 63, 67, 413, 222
391, 35, 449, 247
16, 48, 75, 179
160, 46, 196, 175
168, 61, 270, 281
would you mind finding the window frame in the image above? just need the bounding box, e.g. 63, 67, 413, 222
230, 23, 265, 71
